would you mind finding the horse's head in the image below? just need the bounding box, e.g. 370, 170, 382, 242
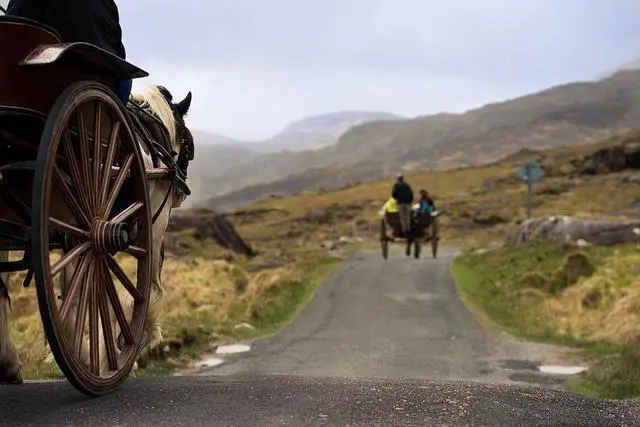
129, 85, 195, 207
155, 86, 192, 156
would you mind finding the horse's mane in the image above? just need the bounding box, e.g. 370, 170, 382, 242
129, 86, 177, 146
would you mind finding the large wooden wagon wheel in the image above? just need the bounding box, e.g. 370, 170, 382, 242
32, 81, 152, 396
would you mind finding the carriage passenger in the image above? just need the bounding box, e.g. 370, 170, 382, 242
378, 197, 398, 217
417, 189, 436, 214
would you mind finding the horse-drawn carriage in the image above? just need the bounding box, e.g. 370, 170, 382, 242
380, 209, 440, 259
0, 14, 193, 396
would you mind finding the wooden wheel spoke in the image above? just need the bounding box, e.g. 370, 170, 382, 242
101, 154, 133, 219
59, 252, 90, 323
99, 122, 121, 209
88, 273, 100, 375
92, 103, 103, 211
76, 110, 96, 214
53, 166, 91, 228
105, 255, 144, 302
77, 110, 95, 214
73, 260, 94, 357
50, 217, 89, 238
103, 260, 135, 346
61, 132, 93, 218
96, 261, 119, 371
111, 202, 143, 223
125, 245, 147, 258
51, 241, 90, 277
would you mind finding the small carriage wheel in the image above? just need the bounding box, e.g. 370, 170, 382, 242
380, 219, 388, 260
431, 221, 439, 259
32, 81, 152, 396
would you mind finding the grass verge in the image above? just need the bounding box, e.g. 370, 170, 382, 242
8, 246, 341, 380
137, 254, 341, 376
451, 240, 640, 399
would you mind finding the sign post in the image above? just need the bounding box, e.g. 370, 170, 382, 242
516, 161, 544, 218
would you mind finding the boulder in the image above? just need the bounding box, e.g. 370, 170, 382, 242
509, 215, 640, 246
167, 210, 255, 257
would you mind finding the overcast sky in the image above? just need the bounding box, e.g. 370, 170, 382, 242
4, 0, 640, 140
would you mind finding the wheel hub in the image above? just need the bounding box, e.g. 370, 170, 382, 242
91, 218, 130, 253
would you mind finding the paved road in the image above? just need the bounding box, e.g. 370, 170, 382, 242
1, 247, 638, 426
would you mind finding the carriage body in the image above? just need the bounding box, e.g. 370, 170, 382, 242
380, 210, 440, 259
0, 15, 167, 396
0, 16, 149, 226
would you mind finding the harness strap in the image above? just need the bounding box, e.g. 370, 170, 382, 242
124, 100, 190, 224
152, 174, 175, 224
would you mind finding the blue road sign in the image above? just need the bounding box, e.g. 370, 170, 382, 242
515, 161, 544, 218
516, 161, 544, 183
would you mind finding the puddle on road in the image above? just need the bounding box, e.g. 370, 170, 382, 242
216, 344, 251, 354
497, 359, 588, 376
538, 365, 588, 375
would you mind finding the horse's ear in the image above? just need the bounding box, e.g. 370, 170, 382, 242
176, 91, 192, 116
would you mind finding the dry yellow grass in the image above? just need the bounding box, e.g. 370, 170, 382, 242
6, 246, 316, 379
546, 247, 640, 345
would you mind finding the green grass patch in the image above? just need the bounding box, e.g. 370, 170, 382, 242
452, 240, 640, 399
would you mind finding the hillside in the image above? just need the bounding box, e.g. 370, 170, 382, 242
597, 58, 640, 80
184, 111, 402, 207
200, 69, 640, 210
218, 131, 640, 249
184, 131, 260, 208
258, 111, 404, 152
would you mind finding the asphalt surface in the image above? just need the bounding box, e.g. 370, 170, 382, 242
1, 247, 639, 426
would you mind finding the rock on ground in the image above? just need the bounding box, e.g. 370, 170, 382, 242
509, 215, 640, 246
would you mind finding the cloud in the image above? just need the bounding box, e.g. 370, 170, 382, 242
4, 0, 640, 139
121, 0, 640, 140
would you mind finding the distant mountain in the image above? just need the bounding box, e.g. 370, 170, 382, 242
183, 131, 259, 208
257, 111, 404, 152
198, 69, 640, 210
182, 111, 404, 207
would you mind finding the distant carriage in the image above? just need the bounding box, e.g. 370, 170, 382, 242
0, 14, 193, 395
380, 209, 440, 259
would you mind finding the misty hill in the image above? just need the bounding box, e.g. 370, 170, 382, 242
198, 69, 640, 210
597, 59, 640, 80
257, 111, 404, 152
184, 111, 403, 206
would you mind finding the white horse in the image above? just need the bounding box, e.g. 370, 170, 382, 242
0, 84, 193, 383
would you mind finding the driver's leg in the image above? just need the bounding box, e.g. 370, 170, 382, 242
115, 77, 132, 103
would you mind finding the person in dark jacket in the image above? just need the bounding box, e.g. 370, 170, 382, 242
391, 173, 414, 234
6, 0, 132, 103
